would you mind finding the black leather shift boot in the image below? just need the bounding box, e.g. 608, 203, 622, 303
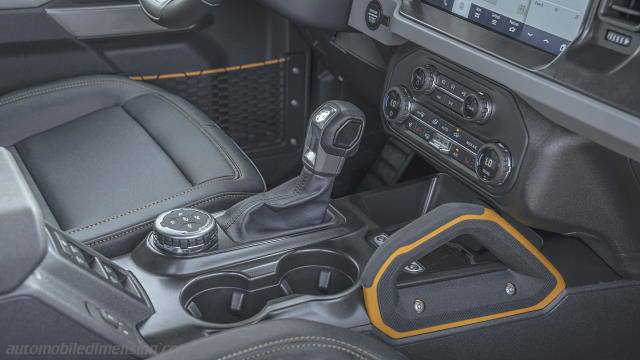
219, 168, 334, 243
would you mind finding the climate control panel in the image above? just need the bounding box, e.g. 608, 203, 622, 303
382, 49, 528, 191
383, 89, 511, 186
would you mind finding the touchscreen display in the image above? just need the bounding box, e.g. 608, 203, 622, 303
422, 0, 591, 55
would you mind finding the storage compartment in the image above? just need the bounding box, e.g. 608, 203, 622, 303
347, 174, 480, 232
181, 249, 359, 324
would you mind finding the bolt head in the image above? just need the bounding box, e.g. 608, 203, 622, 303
505, 282, 517, 296
413, 299, 425, 314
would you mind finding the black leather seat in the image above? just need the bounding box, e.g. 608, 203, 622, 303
150, 319, 408, 360
0, 76, 265, 257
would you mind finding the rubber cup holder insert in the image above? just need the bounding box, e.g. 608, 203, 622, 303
181, 249, 359, 325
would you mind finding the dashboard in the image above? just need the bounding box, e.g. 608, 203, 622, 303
262, 0, 640, 284
349, 0, 640, 166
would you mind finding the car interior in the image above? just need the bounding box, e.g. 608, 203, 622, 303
1, 0, 640, 359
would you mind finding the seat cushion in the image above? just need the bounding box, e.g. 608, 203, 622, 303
150, 319, 409, 360
0, 75, 265, 257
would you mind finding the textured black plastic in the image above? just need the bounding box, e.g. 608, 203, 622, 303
147, 61, 286, 152
181, 249, 359, 325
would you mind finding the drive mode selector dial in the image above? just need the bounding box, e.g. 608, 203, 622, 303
475, 142, 512, 186
153, 208, 218, 255
383, 86, 413, 124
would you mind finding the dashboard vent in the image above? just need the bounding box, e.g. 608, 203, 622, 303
601, 0, 640, 31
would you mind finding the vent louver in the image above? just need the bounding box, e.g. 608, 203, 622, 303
601, 0, 640, 31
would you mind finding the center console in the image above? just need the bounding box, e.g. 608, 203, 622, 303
1, 134, 632, 358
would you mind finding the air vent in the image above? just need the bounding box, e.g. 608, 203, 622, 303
601, 0, 640, 31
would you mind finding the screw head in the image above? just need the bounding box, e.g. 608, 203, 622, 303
290, 99, 299, 107
505, 282, 517, 296
292, 67, 301, 75
413, 299, 425, 314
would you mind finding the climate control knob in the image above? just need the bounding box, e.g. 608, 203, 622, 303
475, 142, 512, 186
463, 92, 493, 124
411, 66, 437, 93
383, 86, 413, 124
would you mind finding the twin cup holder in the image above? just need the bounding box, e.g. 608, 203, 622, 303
180, 249, 360, 325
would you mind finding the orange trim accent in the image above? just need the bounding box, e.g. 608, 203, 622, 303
157, 73, 187, 80
363, 208, 566, 339
128, 57, 287, 81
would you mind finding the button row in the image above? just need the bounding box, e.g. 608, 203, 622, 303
435, 73, 472, 100
410, 103, 483, 153
404, 103, 484, 172
50, 227, 143, 301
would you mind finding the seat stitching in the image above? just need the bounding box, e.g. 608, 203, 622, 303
0, 79, 156, 107
213, 336, 382, 360
67, 179, 246, 234
83, 192, 252, 246
234, 344, 369, 360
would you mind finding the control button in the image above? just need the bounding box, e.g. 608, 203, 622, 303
74, 254, 89, 268
475, 142, 512, 186
457, 132, 483, 153
55, 233, 73, 257
463, 92, 493, 124
423, 127, 433, 141
431, 89, 448, 106
450, 146, 477, 171
100, 309, 120, 329
451, 83, 472, 100
445, 96, 464, 114
435, 120, 453, 138
429, 133, 452, 154
404, 261, 425, 274
437, 73, 470, 100
405, 119, 416, 131
372, 233, 389, 247
410, 103, 432, 123
153, 208, 218, 256
383, 86, 412, 124
605, 30, 631, 47
365, 1, 383, 30
411, 66, 437, 93
436, 73, 452, 89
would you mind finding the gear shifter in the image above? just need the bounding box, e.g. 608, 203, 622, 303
302, 102, 366, 176
219, 101, 365, 243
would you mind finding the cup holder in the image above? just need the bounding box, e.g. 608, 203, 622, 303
180, 249, 359, 325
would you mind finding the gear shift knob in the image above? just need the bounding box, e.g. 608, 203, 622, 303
302, 101, 366, 177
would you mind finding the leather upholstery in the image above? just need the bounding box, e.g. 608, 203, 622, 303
150, 319, 409, 360
220, 167, 334, 243
1, 76, 265, 257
